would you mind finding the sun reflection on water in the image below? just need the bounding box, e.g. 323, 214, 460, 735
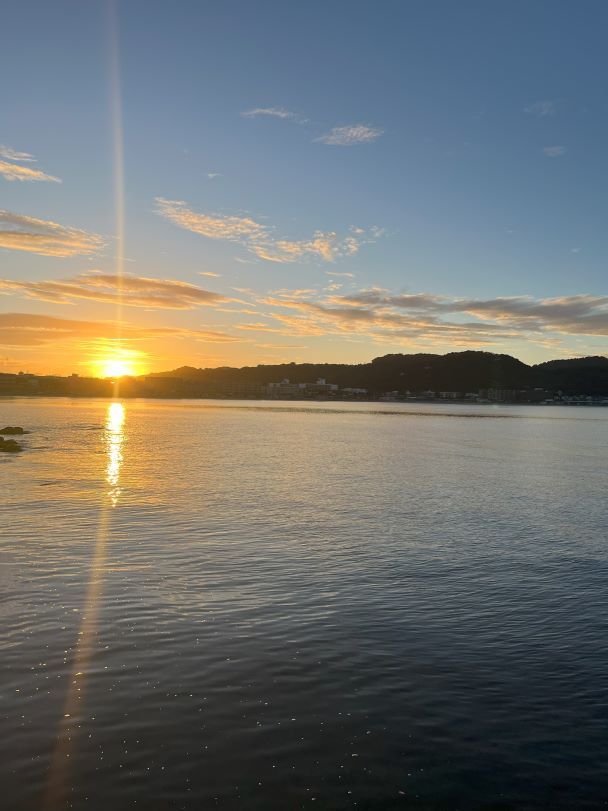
106, 401, 124, 505
44, 400, 126, 808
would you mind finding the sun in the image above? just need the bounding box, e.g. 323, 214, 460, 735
100, 358, 135, 379
89, 343, 147, 379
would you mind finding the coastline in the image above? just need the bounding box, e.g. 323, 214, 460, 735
2, 394, 608, 407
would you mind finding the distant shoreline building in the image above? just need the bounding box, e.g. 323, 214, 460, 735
266, 378, 341, 398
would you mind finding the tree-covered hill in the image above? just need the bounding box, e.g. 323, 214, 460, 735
150, 351, 608, 395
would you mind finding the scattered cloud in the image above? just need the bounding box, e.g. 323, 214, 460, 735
6, 284, 595, 355
0, 270, 231, 310
0, 210, 104, 257
0, 144, 60, 183
543, 145, 566, 157
250, 229, 369, 263
241, 107, 308, 124
199, 271, 221, 277
315, 125, 383, 146
155, 197, 380, 264
249, 286, 608, 346
525, 100, 556, 117
333, 290, 608, 337
207, 172, 222, 179
448, 294, 608, 336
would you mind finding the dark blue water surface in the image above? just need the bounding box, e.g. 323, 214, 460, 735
2, 398, 608, 810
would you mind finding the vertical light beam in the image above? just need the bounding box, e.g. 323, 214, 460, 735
43, 1, 127, 799
108, 0, 125, 396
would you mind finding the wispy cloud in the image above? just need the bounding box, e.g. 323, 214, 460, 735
133, 326, 240, 343
0, 313, 240, 348
250, 286, 608, 347
155, 197, 267, 242
199, 271, 221, 277
315, 125, 383, 146
241, 107, 308, 124
543, 145, 566, 157
250, 230, 369, 263
155, 197, 380, 264
0, 270, 231, 310
0, 145, 35, 161
257, 342, 308, 349
234, 256, 260, 265
0, 161, 61, 183
525, 100, 557, 117
270, 288, 317, 300
332, 290, 608, 337
236, 322, 301, 335
0, 144, 60, 183
0, 210, 104, 257
207, 172, 222, 179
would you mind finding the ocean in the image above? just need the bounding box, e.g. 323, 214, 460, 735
2, 398, 608, 810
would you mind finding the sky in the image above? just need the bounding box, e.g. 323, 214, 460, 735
2, 0, 608, 376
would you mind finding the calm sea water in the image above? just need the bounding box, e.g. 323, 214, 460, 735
2, 397, 608, 810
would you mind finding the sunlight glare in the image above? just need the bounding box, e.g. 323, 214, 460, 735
106, 402, 125, 506
44, 400, 126, 808
101, 358, 134, 379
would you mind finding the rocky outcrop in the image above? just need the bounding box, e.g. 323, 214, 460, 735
0, 436, 22, 452
0, 427, 27, 452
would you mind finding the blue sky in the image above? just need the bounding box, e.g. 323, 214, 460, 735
2, 0, 608, 374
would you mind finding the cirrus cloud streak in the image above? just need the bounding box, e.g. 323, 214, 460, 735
0, 210, 104, 257
155, 197, 380, 263
0, 312, 240, 348
241, 107, 308, 124
314, 125, 383, 146
247, 287, 608, 347
0, 144, 61, 183
0, 270, 231, 310
0, 161, 61, 183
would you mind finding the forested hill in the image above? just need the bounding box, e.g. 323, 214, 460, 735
153, 351, 608, 395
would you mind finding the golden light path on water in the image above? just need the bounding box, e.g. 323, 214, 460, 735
106, 402, 125, 505
44, 6, 128, 803
43, 402, 126, 808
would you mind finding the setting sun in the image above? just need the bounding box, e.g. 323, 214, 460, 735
89, 344, 146, 379
99, 358, 135, 379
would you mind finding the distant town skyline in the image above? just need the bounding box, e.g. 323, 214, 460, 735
2, 0, 608, 376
